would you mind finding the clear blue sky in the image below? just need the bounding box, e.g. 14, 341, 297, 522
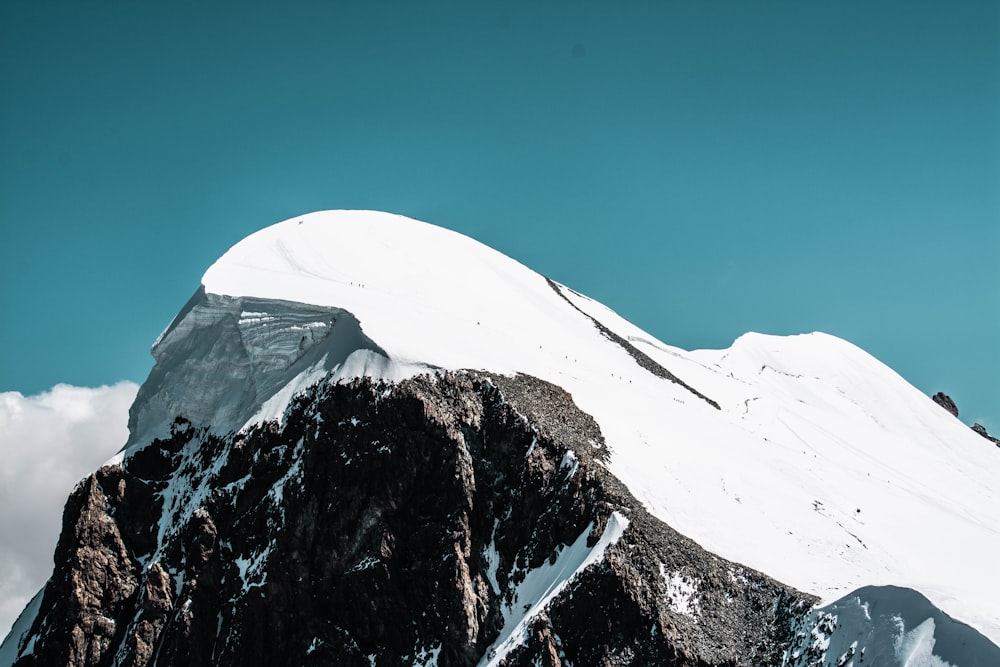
1, 1, 997, 429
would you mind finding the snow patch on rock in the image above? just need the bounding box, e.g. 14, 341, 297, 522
659, 564, 700, 617
479, 512, 628, 667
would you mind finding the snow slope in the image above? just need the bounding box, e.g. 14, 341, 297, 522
130, 210, 1000, 647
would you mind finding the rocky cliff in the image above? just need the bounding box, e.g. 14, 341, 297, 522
5, 372, 812, 666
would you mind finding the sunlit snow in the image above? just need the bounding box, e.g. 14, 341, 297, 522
125, 210, 1000, 646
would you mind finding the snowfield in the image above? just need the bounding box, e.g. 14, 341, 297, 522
130, 210, 1000, 649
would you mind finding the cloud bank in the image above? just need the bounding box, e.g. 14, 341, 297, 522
0, 382, 138, 641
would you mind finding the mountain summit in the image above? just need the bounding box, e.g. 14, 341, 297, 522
3, 211, 998, 666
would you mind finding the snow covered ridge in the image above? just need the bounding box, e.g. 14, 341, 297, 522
128, 210, 1000, 650
784, 586, 1000, 667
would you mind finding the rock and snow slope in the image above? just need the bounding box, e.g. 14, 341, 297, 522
145, 209, 997, 645
5, 210, 997, 665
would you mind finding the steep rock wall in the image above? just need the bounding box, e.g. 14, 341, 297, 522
9, 372, 813, 666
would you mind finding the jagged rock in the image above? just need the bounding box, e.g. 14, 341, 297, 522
932, 392, 959, 418
13, 470, 140, 667
930, 393, 998, 447
9, 372, 812, 666
972, 423, 1000, 447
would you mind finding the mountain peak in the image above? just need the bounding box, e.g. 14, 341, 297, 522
15, 210, 994, 666
197, 209, 599, 381
202, 210, 500, 306
5, 210, 999, 665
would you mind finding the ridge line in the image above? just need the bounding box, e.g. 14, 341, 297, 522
544, 277, 720, 410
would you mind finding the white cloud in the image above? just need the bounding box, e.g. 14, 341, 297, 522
0, 382, 138, 642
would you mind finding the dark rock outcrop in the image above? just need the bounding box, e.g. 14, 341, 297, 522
932, 392, 959, 418
37, 472, 140, 667
972, 423, 1000, 447
930, 392, 999, 447
545, 278, 720, 411
8, 372, 813, 666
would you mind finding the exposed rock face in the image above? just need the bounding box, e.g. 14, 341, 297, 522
932, 392, 959, 418
7, 372, 813, 666
36, 472, 140, 667
930, 392, 999, 447
972, 423, 1000, 447
545, 278, 720, 410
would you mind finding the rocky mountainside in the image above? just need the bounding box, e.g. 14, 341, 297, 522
3, 211, 999, 666
2, 373, 816, 666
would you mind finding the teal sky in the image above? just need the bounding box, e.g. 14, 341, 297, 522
1, 1, 998, 429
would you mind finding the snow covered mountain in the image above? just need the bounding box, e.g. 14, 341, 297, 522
3, 210, 998, 666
